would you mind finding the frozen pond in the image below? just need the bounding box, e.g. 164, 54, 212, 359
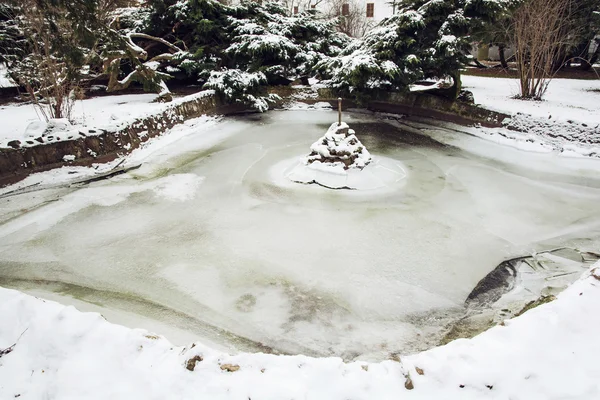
1, 110, 600, 360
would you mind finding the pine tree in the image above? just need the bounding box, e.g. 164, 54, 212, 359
317, 0, 512, 102
0, 3, 27, 70
134, 0, 350, 110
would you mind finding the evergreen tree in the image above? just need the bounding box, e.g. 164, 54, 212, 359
317, 0, 512, 102
134, 0, 350, 110
564, 0, 600, 70
0, 3, 27, 70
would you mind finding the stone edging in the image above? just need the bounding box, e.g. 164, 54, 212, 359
309, 88, 509, 128
0, 88, 509, 187
0, 93, 221, 187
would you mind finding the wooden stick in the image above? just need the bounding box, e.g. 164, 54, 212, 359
338, 97, 342, 126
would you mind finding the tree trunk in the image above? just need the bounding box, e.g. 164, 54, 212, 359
54, 97, 63, 119
498, 45, 508, 69
470, 58, 488, 69
449, 71, 461, 99
580, 40, 599, 71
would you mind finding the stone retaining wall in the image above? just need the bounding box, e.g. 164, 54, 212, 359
314, 88, 509, 128
0, 88, 509, 187
0, 93, 220, 186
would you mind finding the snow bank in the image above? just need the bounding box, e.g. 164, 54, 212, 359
0, 94, 164, 148
503, 113, 600, 154
1, 264, 599, 399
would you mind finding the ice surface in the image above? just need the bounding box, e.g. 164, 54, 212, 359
285, 155, 406, 190
1, 110, 600, 360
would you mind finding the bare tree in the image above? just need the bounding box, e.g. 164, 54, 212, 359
10, 1, 91, 121
513, 0, 575, 99
102, 32, 180, 102
6, 0, 138, 121
269, 0, 373, 37
324, 0, 374, 37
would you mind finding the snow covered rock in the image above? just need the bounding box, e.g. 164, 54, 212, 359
24, 119, 73, 142
24, 121, 48, 138
305, 122, 371, 170
284, 123, 404, 191
46, 118, 72, 132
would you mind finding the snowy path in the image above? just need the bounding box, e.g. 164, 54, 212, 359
0, 265, 598, 399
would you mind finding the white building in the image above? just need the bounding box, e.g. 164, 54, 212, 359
283, 0, 396, 24
234, 0, 397, 36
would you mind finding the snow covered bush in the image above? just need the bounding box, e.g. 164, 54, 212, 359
134, 0, 350, 110
0, 0, 105, 120
204, 69, 280, 112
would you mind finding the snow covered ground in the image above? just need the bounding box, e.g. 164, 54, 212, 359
0, 65, 16, 88
457, 75, 600, 157
461, 75, 600, 125
0, 90, 214, 149
1, 264, 598, 399
0, 94, 164, 147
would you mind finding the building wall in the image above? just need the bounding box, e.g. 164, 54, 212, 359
369, 0, 394, 22
470, 44, 515, 62
230, 0, 396, 35
269, 0, 396, 24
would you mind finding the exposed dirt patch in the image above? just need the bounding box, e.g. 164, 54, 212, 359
220, 363, 240, 372
514, 295, 557, 318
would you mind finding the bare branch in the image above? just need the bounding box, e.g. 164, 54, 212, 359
128, 32, 184, 53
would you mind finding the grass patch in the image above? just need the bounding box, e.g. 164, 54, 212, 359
514, 295, 556, 318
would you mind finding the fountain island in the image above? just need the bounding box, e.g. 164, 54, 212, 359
287, 99, 405, 190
